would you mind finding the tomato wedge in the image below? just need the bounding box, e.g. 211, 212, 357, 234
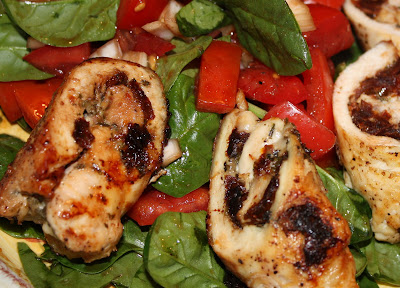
117, 0, 169, 30
263, 101, 336, 159
196, 40, 242, 114
12, 78, 63, 128
127, 186, 209, 226
0, 82, 23, 122
23, 43, 91, 77
303, 4, 354, 58
238, 64, 308, 105
302, 47, 334, 131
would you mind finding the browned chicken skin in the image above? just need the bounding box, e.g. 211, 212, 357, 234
0, 58, 168, 262
207, 109, 357, 287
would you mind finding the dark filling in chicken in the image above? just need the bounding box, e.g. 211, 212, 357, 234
121, 123, 152, 176
350, 58, 400, 140
225, 175, 248, 228
244, 149, 287, 226
351, 0, 386, 19
73, 118, 94, 149
279, 202, 337, 268
227, 129, 250, 159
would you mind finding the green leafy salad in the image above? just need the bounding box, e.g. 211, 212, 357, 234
0, 0, 399, 287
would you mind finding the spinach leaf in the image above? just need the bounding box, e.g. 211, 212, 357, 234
144, 211, 226, 288
357, 273, 379, 288
156, 36, 212, 92
351, 247, 367, 277
317, 167, 372, 244
0, 134, 24, 179
359, 238, 400, 285
332, 41, 363, 80
176, 0, 231, 37
2, 0, 118, 47
211, 0, 311, 76
19, 242, 149, 288
0, 13, 52, 81
0, 218, 44, 240
153, 74, 220, 197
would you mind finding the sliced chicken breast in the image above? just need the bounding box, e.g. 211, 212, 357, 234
344, 0, 400, 50
334, 41, 400, 243
207, 109, 356, 288
0, 58, 168, 262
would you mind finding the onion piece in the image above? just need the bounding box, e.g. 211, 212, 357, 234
26, 37, 46, 50
159, 0, 183, 36
286, 0, 315, 32
162, 139, 182, 167
122, 51, 148, 67
142, 21, 175, 41
89, 39, 122, 59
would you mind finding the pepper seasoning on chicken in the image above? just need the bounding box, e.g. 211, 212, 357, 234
207, 109, 357, 288
0, 58, 168, 262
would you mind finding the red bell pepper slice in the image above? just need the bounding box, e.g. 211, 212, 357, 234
238, 63, 308, 105
0, 82, 23, 122
303, 4, 354, 58
302, 47, 335, 131
196, 40, 242, 114
127, 186, 209, 226
12, 78, 63, 128
23, 43, 91, 77
263, 101, 336, 159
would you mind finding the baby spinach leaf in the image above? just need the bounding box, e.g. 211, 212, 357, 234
19, 242, 149, 288
156, 36, 212, 93
0, 134, 24, 179
351, 247, 367, 277
144, 211, 225, 288
2, 0, 119, 47
357, 273, 379, 288
176, 0, 231, 37
0, 13, 52, 81
153, 74, 220, 197
0, 218, 44, 240
317, 166, 372, 244
359, 238, 400, 286
211, 0, 311, 76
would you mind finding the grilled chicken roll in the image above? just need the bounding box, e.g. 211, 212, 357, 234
334, 41, 400, 243
0, 58, 168, 262
207, 109, 357, 288
344, 0, 400, 50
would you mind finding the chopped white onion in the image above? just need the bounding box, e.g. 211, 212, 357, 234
142, 21, 175, 41
89, 39, 122, 59
159, 0, 183, 36
236, 89, 249, 111
26, 37, 46, 50
286, 0, 315, 32
162, 139, 183, 167
122, 51, 148, 67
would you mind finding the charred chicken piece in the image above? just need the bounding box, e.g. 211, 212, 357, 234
207, 109, 357, 288
0, 58, 168, 262
334, 41, 400, 243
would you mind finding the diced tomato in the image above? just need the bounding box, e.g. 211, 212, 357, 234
237, 64, 308, 105
0, 82, 23, 122
117, 0, 169, 30
303, 0, 345, 9
302, 48, 334, 131
13, 78, 63, 128
23, 43, 91, 77
127, 186, 209, 226
303, 4, 354, 58
263, 101, 336, 159
115, 29, 175, 56
196, 40, 242, 114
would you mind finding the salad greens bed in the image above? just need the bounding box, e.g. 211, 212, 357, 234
0, 0, 398, 287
